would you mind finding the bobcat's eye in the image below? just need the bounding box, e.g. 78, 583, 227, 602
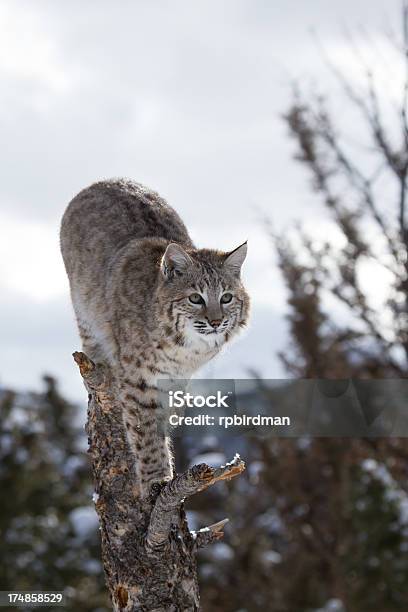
221, 293, 233, 304
189, 293, 205, 305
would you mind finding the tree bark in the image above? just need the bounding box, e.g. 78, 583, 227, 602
73, 351, 245, 611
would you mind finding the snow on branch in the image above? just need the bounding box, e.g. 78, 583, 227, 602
146, 455, 245, 551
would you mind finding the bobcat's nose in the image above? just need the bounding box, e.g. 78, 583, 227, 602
208, 318, 222, 329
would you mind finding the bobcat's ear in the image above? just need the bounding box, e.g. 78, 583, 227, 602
223, 241, 247, 277
161, 243, 193, 279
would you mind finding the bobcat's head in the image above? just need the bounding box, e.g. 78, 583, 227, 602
158, 242, 250, 349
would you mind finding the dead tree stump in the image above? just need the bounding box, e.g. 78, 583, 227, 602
73, 351, 245, 611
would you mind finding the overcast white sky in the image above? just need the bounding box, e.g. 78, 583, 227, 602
0, 0, 400, 401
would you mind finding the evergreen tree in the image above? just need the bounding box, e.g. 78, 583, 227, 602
0, 377, 108, 611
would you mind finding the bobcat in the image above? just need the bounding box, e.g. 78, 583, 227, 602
60, 178, 250, 496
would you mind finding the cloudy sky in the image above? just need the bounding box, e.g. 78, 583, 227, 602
0, 0, 399, 401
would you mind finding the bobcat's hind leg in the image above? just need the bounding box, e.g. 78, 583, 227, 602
77, 322, 106, 365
